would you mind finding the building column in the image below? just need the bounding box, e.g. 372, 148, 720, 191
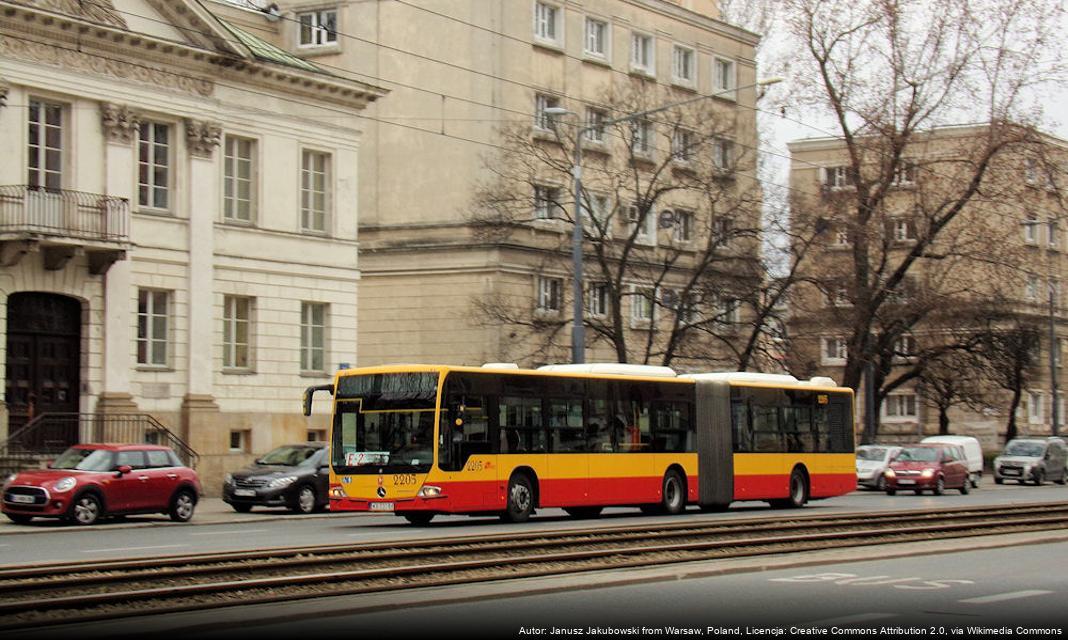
97, 103, 139, 415
181, 119, 222, 450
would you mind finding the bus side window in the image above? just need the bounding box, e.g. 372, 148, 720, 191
731, 399, 752, 453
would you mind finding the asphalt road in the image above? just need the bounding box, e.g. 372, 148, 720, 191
1, 481, 1066, 566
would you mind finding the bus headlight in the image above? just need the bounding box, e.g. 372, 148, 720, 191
417, 485, 442, 498
330, 486, 346, 499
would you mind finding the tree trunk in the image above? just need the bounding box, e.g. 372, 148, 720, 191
939, 407, 950, 435
1005, 386, 1022, 443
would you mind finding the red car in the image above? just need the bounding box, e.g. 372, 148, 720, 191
883, 443, 970, 496
2, 444, 201, 525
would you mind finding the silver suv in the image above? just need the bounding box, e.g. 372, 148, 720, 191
993, 438, 1068, 485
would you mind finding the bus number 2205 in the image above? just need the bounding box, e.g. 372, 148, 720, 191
392, 474, 417, 486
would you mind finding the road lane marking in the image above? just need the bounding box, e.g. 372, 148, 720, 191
189, 529, 270, 537
81, 544, 187, 553
960, 590, 1053, 604
804, 613, 897, 626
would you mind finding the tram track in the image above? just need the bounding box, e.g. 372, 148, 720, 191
1, 502, 1066, 629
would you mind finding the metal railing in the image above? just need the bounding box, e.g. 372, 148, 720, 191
0, 185, 129, 242
0, 413, 198, 475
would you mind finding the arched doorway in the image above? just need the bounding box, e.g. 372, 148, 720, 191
4, 293, 82, 443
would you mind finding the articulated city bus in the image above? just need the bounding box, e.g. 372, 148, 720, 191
303, 363, 855, 525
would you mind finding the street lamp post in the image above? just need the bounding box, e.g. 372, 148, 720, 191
545, 76, 783, 364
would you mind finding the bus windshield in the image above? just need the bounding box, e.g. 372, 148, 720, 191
331, 372, 438, 474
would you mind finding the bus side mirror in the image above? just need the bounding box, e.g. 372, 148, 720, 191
303, 384, 334, 416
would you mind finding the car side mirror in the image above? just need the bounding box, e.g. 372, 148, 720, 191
115, 465, 132, 477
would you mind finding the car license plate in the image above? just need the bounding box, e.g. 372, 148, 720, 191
369, 502, 394, 512
9, 495, 34, 504
234, 489, 256, 497
1002, 469, 1020, 475
897, 479, 915, 485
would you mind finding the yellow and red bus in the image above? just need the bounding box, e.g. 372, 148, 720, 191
304, 363, 855, 525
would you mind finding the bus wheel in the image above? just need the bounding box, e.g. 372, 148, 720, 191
502, 473, 535, 523
661, 470, 686, 515
563, 507, 602, 519
403, 513, 435, 526
772, 468, 808, 509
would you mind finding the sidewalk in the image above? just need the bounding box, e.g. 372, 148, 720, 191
0, 498, 366, 535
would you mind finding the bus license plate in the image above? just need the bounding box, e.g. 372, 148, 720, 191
897, 479, 915, 485
370, 502, 394, 512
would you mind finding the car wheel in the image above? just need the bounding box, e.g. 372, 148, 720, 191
914, 489, 924, 495
5, 514, 33, 525
994, 477, 1004, 485
1055, 473, 1067, 486
876, 476, 887, 492
70, 493, 102, 526
501, 473, 535, 523
563, 507, 603, 519
933, 477, 945, 496
403, 513, 435, 525
169, 489, 197, 523
960, 479, 970, 495
970, 473, 980, 489
885, 489, 896, 496
231, 503, 253, 513
1033, 469, 1045, 486
291, 485, 317, 515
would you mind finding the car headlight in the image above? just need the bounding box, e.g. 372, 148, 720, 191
52, 477, 77, 493
267, 476, 297, 489
884, 469, 895, 478
224, 473, 234, 485
921, 469, 934, 479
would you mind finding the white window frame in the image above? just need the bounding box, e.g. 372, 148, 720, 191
627, 205, 656, 245
297, 9, 338, 47
301, 149, 331, 234
534, 184, 561, 220
712, 138, 733, 172
587, 282, 608, 317
223, 135, 256, 223
671, 44, 696, 86
671, 128, 695, 163
138, 120, 171, 211
584, 16, 609, 59
222, 295, 253, 371
893, 161, 917, 186
1023, 215, 1039, 244
581, 192, 610, 234
1049, 219, 1059, 249
823, 166, 853, 190
630, 32, 655, 76
229, 429, 250, 453
534, 93, 560, 132
715, 297, 739, 324
892, 219, 915, 242
893, 335, 916, 361
631, 119, 653, 156
537, 276, 563, 312
137, 289, 169, 367
821, 337, 848, 365
631, 287, 655, 324
1026, 275, 1040, 301
300, 302, 327, 374
27, 98, 64, 191
673, 209, 693, 243
1028, 390, 1044, 424
883, 393, 918, 422
533, 1, 563, 47
712, 57, 736, 99
584, 107, 606, 143
713, 217, 732, 247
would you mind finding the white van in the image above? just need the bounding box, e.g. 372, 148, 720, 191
922, 435, 983, 487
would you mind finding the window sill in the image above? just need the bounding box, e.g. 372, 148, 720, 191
628, 67, 656, 80
582, 54, 612, 68
300, 371, 332, 379
300, 229, 331, 238
222, 368, 257, 376
821, 359, 847, 366
531, 127, 561, 142
583, 140, 609, 155
533, 39, 565, 55
221, 218, 257, 228
712, 91, 737, 102
671, 79, 697, 92
136, 365, 174, 372
135, 207, 175, 217
295, 43, 341, 58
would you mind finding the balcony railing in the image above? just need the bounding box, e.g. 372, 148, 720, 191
0, 185, 129, 243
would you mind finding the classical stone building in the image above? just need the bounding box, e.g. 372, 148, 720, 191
787, 125, 1068, 448
211, 0, 763, 370
0, 0, 385, 489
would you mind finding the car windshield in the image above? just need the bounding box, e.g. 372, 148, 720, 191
258, 446, 319, 466
895, 447, 938, 462
50, 447, 114, 471
857, 447, 888, 461
1004, 441, 1045, 457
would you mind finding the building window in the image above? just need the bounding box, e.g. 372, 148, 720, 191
672, 45, 695, 85
534, 93, 560, 131
223, 295, 252, 370
631, 119, 653, 155
585, 107, 606, 143
627, 205, 656, 243
223, 136, 255, 223
632, 288, 655, 323
1028, 390, 1044, 424
823, 166, 853, 189
893, 161, 917, 186
581, 193, 610, 232
307, 429, 327, 443
138, 121, 170, 210
584, 17, 608, 58
673, 209, 693, 243
1049, 220, 1058, 249
301, 302, 327, 373
534, 2, 561, 45
1023, 215, 1039, 244
229, 429, 250, 453
301, 150, 330, 233
630, 32, 654, 75
27, 99, 63, 190
892, 219, 915, 242
671, 128, 694, 162
537, 276, 563, 312
588, 282, 608, 317
1026, 275, 1040, 301
712, 138, 733, 172
713, 217, 732, 247
137, 289, 169, 366
894, 335, 916, 360
534, 185, 561, 220
822, 337, 848, 364
298, 9, 337, 47
679, 293, 700, 325
713, 57, 736, 96
715, 297, 739, 324
884, 393, 918, 420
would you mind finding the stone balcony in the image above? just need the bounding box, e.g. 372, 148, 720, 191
0, 185, 130, 274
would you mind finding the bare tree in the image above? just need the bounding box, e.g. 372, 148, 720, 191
469, 81, 813, 370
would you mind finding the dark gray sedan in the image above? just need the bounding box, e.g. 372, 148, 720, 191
222, 443, 330, 514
